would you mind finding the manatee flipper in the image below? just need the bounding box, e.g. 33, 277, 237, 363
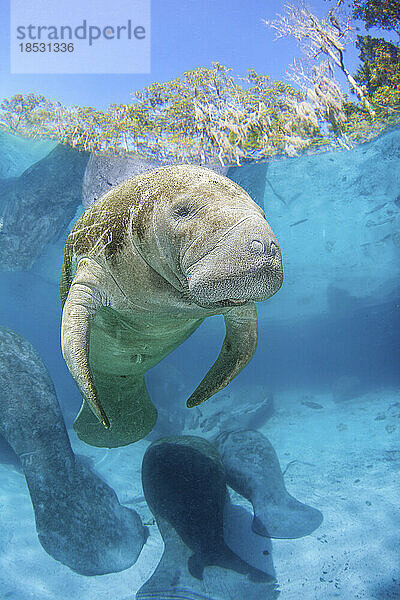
61, 257, 110, 427
74, 373, 157, 448
214, 430, 323, 539
138, 436, 278, 600
187, 304, 258, 408
62, 257, 157, 447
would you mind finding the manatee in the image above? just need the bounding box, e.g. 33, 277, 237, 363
214, 430, 323, 539
223, 500, 275, 579
137, 435, 278, 600
0, 144, 88, 271
0, 325, 147, 575
82, 152, 228, 209
227, 162, 268, 211
61, 165, 283, 448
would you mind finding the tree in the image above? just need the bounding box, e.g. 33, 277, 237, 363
346, 0, 400, 109
0, 94, 57, 135
265, 2, 375, 115
355, 35, 400, 90
0, 64, 348, 164
352, 0, 400, 36
354, 35, 400, 107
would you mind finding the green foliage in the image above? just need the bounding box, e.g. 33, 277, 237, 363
352, 0, 400, 34
0, 93, 57, 134
350, 0, 400, 112
0, 63, 343, 164
0, 54, 398, 163
340, 98, 397, 142
355, 35, 400, 108
2, 4, 400, 165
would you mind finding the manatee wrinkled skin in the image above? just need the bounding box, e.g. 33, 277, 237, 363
61, 165, 283, 448
214, 430, 323, 539
0, 326, 147, 575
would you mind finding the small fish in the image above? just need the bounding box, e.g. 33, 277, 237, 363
290, 192, 302, 203
290, 218, 309, 227
365, 217, 395, 228
365, 202, 387, 215
379, 234, 392, 243
301, 400, 323, 410
363, 234, 393, 246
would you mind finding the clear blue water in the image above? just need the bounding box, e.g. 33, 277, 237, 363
0, 130, 399, 599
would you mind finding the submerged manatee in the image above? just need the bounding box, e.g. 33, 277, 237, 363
214, 430, 323, 539
137, 436, 278, 600
61, 165, 283, 448
0, 326, 146, 575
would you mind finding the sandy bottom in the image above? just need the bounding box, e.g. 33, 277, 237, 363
0, 388, 399, 600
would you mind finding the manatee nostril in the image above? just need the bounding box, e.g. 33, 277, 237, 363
250, 239, 278, 257
269, 241, 278, 257
250, 239, 265, 254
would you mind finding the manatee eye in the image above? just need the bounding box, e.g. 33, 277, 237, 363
174, 205, 192, 219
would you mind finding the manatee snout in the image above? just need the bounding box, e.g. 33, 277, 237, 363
186, 217, 283, 308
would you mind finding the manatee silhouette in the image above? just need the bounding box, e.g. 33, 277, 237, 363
137, 435, 279, 600
0, 325, 146, 575
214, 430, 323, 539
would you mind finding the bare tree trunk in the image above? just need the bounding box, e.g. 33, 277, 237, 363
327, 45, 376, 116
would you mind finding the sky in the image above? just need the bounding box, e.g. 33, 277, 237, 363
0, 0, 391, 109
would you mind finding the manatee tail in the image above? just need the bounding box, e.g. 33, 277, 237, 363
188, 546, 273, 584
251, 496, 323, 539
74, 373, 157, 448
188, 553, 205, 580
251, 515, 269, 537
215, 430, 323, 540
